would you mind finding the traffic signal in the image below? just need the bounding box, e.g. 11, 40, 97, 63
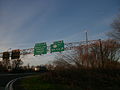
11, 49, 20, 59
3, 52, 10, 60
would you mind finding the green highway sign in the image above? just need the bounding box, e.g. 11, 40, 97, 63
34, 42, 47, 55
50, 40, 64, 53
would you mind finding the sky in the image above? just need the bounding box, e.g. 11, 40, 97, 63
0, 0, 120, 65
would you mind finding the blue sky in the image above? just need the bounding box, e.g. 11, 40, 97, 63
0, 0, 120, 65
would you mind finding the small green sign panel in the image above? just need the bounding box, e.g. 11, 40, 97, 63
34, 42, 47, 55
50, 40, 64, 53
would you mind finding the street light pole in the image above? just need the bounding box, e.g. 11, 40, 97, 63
85, 30, 89, 67
85, 31, 88, 45
7, 48, 11, 52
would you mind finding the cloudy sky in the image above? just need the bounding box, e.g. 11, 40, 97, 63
0, 0, 120, 65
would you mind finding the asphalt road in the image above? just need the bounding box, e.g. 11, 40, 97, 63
0, 73, 34, 90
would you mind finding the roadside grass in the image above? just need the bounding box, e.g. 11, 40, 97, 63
21, 69, 120, 90
21, 75, 82, 90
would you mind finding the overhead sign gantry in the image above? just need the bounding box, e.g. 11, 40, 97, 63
0, 40, 100, 58
34, 40, 65, 55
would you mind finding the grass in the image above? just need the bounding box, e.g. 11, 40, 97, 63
21, 69, 120, 90
21, 75, 82, 90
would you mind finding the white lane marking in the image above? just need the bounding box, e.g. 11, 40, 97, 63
5, 77, 23, 90
5, 75, 32, 90
4, 73, 36, 90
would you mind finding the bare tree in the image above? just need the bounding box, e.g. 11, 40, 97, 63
12, 59, 23, 69
53, 51, 79, 70
89, 40, 120, 68
108, 14, 120, 40
53, 40, 120, 69
2, 59, 11, 69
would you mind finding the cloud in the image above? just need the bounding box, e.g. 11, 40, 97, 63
0, 0, 57, 65
0, 0, 54, 51
22, 53, 55, 66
